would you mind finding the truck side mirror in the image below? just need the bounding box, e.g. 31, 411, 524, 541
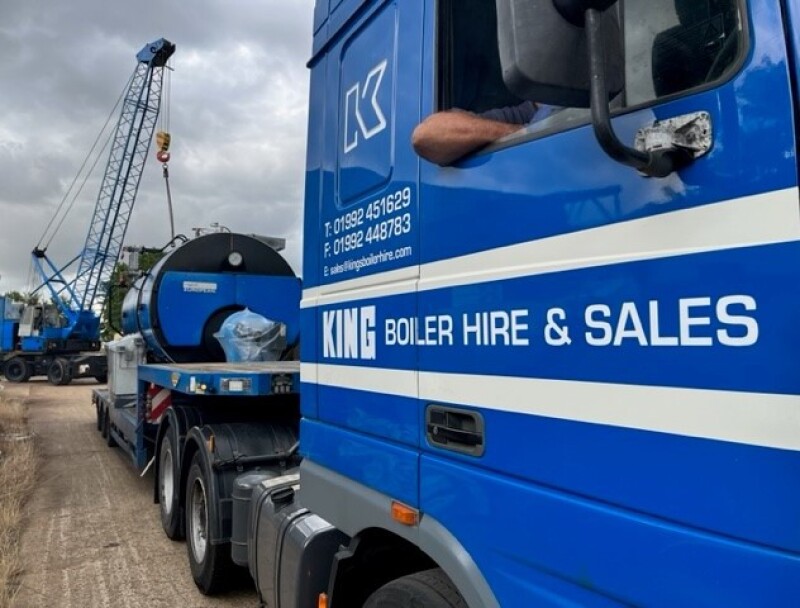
495, 0, 623, 108
496, 0, 698, 177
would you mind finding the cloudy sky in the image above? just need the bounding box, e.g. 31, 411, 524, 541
0, 0, 315, 294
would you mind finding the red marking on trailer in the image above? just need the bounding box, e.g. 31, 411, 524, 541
147, 384, 172, 423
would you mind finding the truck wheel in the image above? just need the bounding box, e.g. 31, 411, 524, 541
96, 401, 103, 431
3, 357, 31, 383
94, 374, 108, 384
159, 429, 184, 540
186, 452, 235, 594
363, 569, 468, 608
47, 358, 72, 386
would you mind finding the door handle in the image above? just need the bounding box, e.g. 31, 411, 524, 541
426, 406, 485, 456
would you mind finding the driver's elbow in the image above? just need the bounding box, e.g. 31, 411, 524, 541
411, 123, 434, 157
412, 123, 459, 166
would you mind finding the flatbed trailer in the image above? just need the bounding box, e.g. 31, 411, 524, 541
93, 361, 300, 471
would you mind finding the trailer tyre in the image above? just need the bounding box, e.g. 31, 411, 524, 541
363, 569, 468, 608
158, 429, 184, 540
3, 357, 31, 383
47, 358, 72, 386
100, 405, 108, 438
103, 409, 117, 448
186, 452, 235, 595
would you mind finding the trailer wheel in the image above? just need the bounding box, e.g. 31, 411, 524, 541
3, 357, 31, 383
158, 429, 184, 539
363, 569, 468, 608
47, 358, 72, 386
100, 404, 108, 438
104, 409, 117, 448
96, 401, 103, 431
94, 374, 108, 385
186, 452, 235, 594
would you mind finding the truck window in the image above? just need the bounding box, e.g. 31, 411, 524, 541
628, 0, 743, 104
438, 0, 525, 115
437, 0, 744, 137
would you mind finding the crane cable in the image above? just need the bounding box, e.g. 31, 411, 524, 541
156, 62, 175, 240
24, 257, 36, 296
37, 72, 135, 250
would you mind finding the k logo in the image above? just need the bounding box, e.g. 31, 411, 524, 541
344, 59, 389, 154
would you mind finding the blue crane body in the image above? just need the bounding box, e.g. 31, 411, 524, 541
94, 2, 800, 607
0, 38, 174, 385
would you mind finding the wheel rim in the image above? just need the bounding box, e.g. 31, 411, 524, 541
189, 476, 208, 563
159, 441, 174, 515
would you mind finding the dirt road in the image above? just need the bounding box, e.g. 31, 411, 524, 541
6, 380, 258, 608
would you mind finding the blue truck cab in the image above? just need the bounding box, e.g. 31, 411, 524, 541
0, 297, 22, 352
300, 0, 800, 605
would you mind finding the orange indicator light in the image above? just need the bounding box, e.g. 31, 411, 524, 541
391, 501, 419, 526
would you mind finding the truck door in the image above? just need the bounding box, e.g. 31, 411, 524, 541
417, 0, 799, 605
303, 0, 425, 512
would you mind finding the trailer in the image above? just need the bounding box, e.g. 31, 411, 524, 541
94, 360, 300, 469
94, 230, 311, 597
97, 0, 800, 606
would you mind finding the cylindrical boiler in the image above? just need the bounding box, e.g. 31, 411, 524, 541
121, 233, 300, 363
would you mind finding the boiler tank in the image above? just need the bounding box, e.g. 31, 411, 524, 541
121, 233, 300, 363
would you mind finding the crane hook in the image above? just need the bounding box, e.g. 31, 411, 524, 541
156, 130, 171, 163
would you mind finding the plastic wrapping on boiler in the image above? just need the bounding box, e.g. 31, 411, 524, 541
214, 308, 287, 362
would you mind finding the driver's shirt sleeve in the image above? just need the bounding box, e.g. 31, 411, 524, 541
479, 101, 537, 124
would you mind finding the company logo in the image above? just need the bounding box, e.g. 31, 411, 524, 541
183, 281, 217, 294
344, 60, 388, 154
323, 306, 376, 360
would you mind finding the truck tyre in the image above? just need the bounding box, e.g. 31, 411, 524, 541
96, 401, 102, 431
158, 429, 184, 540
363, 569, 468, 608
94, 374, 108, 384
3, 357, 31, 383
47, 358, 72, 386
186, 451, 235, 594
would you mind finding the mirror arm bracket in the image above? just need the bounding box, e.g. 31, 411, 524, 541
585, 8, 692, 178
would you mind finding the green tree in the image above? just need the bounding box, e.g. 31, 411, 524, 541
3, 291, 41, 305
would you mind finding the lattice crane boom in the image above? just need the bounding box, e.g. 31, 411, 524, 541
28, 38, 175, 347
73, 38, 175, 312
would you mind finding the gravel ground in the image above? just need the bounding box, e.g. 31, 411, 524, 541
5, 380, 258, 608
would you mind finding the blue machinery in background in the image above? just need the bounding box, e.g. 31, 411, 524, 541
1, 39, 174, 385
30, 38, 175, 351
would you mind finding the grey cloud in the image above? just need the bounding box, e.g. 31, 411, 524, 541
0, 0, 314, 293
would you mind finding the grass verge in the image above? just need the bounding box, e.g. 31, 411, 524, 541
0, 390, 37, 608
